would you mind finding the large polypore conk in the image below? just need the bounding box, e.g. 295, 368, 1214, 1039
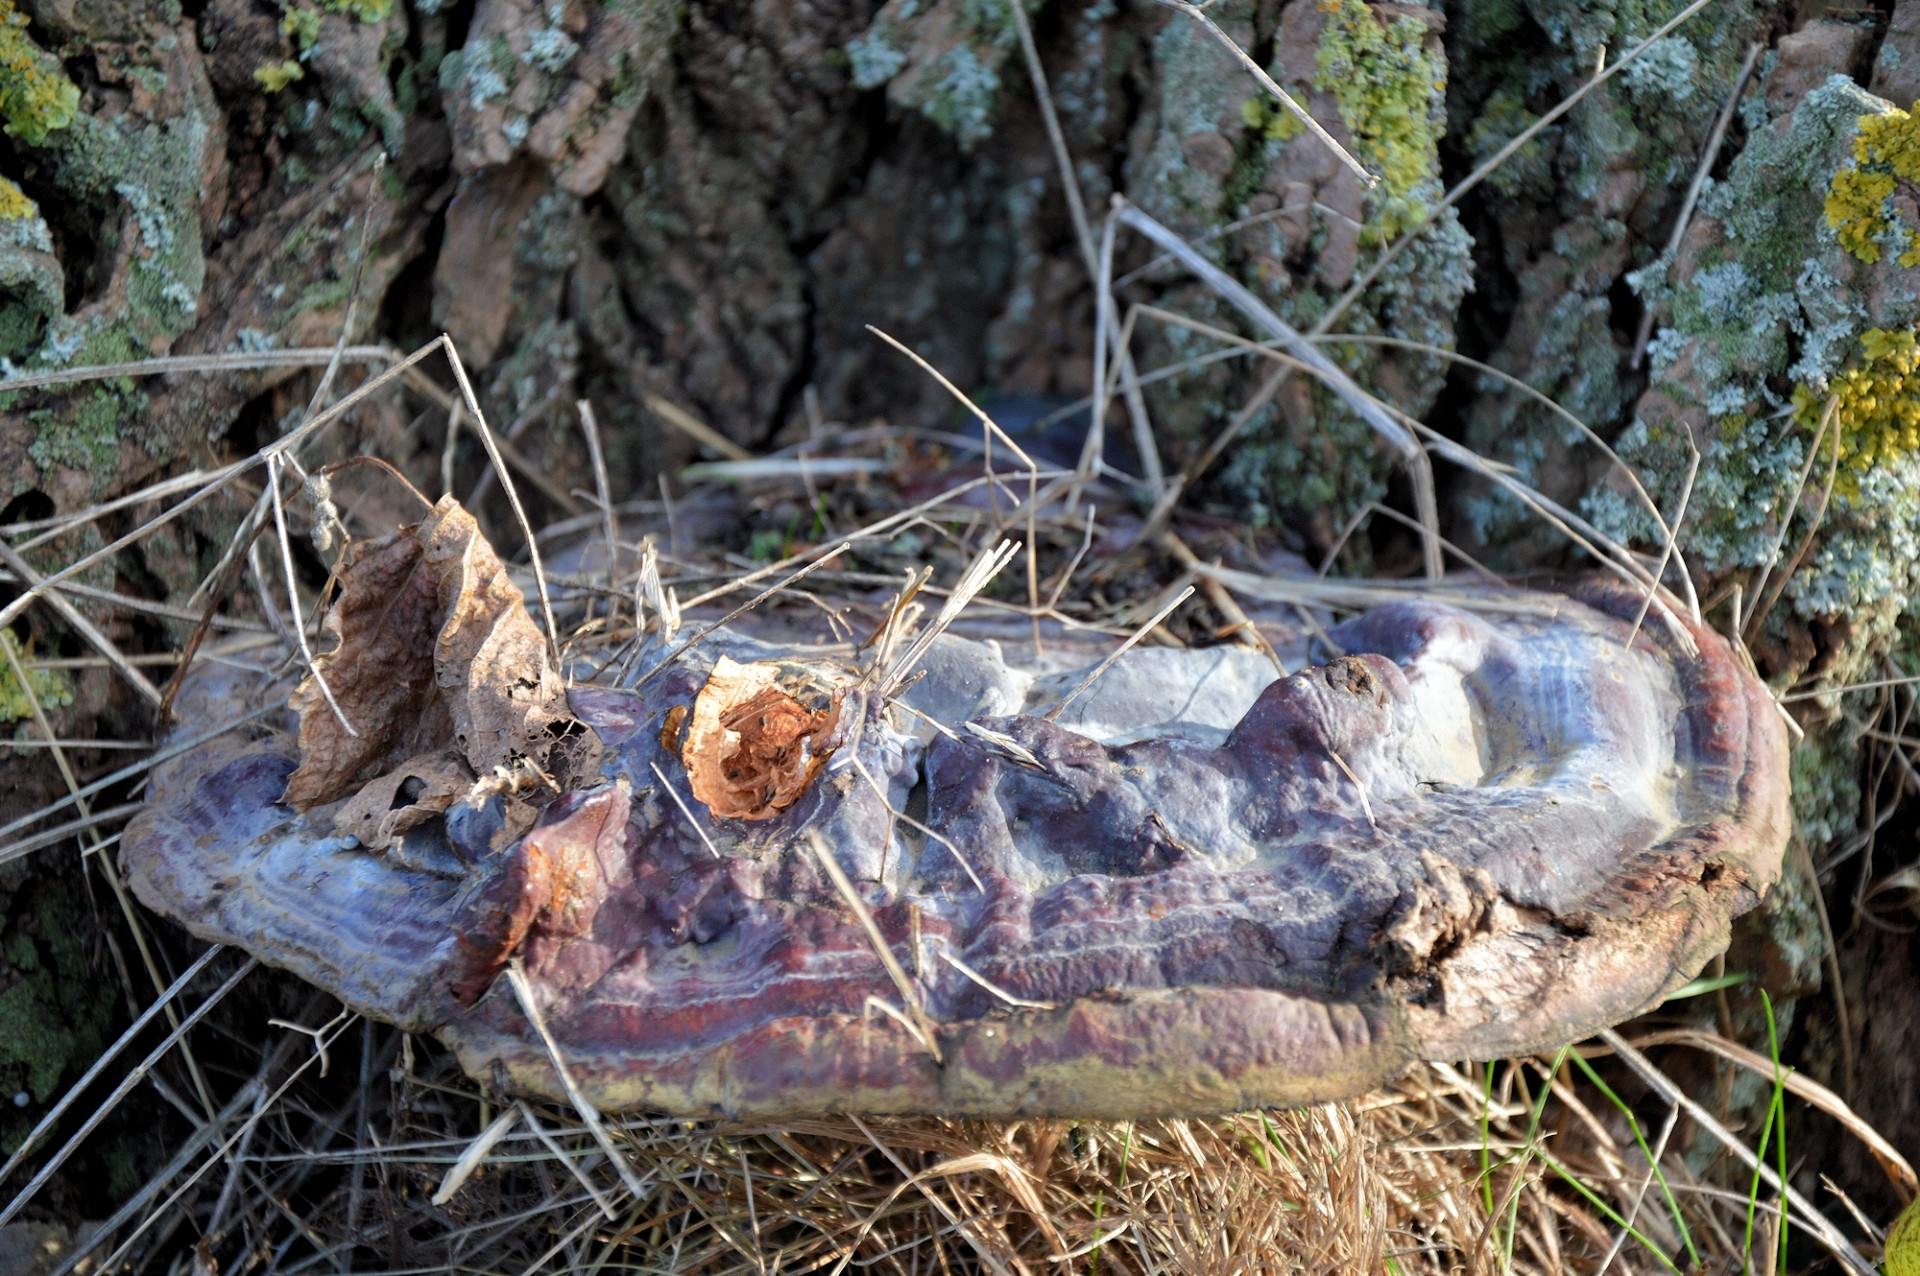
125, 568, 1789, 1118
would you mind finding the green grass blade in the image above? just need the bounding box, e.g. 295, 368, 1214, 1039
1569, 1050, 1700, 1266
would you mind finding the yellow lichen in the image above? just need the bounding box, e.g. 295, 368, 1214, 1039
0, 0, 78, 147
1888, 1194, 1920, 1276
1825, 101, 1920, 266
1313, 0, 1447, 242
1241, 91, 1308, 143
280, 6, 322, 52
1792, 326, 1920, 496
324, 0, 391, 21
253, 59, 306, 93
0, 630, 73, 724
0, 174, 34, 220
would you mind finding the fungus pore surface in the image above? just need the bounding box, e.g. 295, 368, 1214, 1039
125, 561, 1789, 1118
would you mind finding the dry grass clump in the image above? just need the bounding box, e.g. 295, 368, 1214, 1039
0, 983, 1731, 1275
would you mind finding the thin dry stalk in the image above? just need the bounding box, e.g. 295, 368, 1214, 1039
1744, 396, 1838, 646
865, 325, 1046, 635
806, 831, 941, 1064
646, 391, 755, 462
76, 1009, 363, 1275
848, 752, 983, 891
1597, 1029, 1876, 1275
1625, 441, 1701, 649
1751, 403, 1844, 645
0, 635, 225, 1131
636, 542, 851, 688
650, 760, 722, 859
1326, 748, 1379, 834
1162, 531, 1289, 675
503, 962, 651, 1202
1112, 202, 1445, 580
267, 454, 357, 737
0, 345, 397, 395
1044, 584, 1195, 722
1151, 0, 1376, 189
443, 340, 565, 663
0, 337, 452, 634
576, 399, 621, 597
0, 539, 163, 707
1004, 1, 1163, 496
877, 539, 1023, 699
0, 947, 236, 1206
1630, 41, 1764, 369
1615, 1028, 1915, 1199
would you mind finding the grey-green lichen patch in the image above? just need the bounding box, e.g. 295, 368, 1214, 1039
1463, 88, 1551, 199
1597, 77, 1920, 639
0, 3, 218, 494
441, 0, 683, 196
1582, 70, 1920, 910
26, 383, 149, 479
1788, 725, 1866, 850
847, 25, 910, 90
1448, 0, 1771, 550
441, 32, 515, 113
843, 0, 1045, 149
0, 205, 61, 378
1125, 0, 1470, 543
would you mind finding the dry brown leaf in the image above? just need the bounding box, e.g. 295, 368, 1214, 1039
331, 750, 474, 851
416, 497, 572, 777
285, 495, 577, 818
284, 519, 446, 808
682, 656, 840, 821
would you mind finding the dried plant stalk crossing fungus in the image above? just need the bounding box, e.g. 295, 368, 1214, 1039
125, 502, 1791, 1118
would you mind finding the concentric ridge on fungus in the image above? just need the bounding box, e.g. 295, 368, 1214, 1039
125, 576, 1790, 1118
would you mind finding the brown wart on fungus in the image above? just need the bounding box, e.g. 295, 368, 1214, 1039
681, 657, 845, 822
124, 522, 1791, 1118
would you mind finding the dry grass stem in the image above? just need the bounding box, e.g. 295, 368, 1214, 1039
646, 390, 757, 462
807, 831, 942, 1065
1044, 584, 1195, 722
1629, 41, 1764, 368
1598, 1029, 1877, 1274
651, 760, 722, 859
504, 962, 652, 1203
1152, 0, 1378, 190
1112, 202, 1445, 579
1625, 441, 1701, 648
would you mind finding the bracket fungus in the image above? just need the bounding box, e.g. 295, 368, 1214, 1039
125, 513, 1790, 1118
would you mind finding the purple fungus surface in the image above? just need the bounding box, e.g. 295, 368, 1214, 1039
125, 537, 1789, 1117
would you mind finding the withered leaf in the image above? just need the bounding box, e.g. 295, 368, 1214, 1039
418, 498, 571, 777
332, 750, 474, 852
284, 520, 445, 808
285, 495, 576, 816
682, 656, 840, 822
